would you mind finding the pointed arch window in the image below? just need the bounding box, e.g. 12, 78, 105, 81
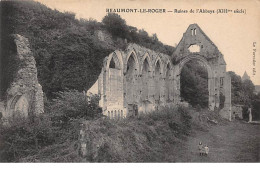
109, 57, 116, 68
191, 28, 197, 36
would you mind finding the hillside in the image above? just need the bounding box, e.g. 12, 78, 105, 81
1, 0, 111, 98
2, 104, 259, 162
1, 0, 212, 109
0, 0, 175, 99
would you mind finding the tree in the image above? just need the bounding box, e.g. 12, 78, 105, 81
228, 71, 255, 106
241, 79, 255, 106
180, 60, 208, 108
228, 71, 260, 120
152, 33, 158, 42
228, 71, 243, 104
1, 0, 175, 100
0, 114, 55, 162
252, 93, 260, 120
102, 13, 128, 39
50, 89, 101, 125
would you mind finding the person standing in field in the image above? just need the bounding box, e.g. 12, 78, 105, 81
204, 145, 209, 156
248, 107, 252, 122
198, 142, 203, 156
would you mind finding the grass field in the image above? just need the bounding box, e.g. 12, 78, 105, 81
164, 119, 260, 162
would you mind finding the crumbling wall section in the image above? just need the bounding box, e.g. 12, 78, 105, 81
3, 34, 44, 118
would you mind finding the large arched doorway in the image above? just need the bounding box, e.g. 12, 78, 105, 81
180, 59, 208, 108
175, 54, 215, 110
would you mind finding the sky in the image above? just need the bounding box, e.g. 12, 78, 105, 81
36, 0, 260, 85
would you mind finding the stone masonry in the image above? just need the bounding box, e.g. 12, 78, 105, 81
0, 34, 44, 119
87, 24, 232, 120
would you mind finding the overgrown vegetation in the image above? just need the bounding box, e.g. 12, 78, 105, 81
180, 60, 208, 108
0, 35, 18, 101
0, 0, 174, 99
180, 62, 260, 120
80, 106, 194, 162
1, 104, 219, 162
228, 71, 260, 120
102, 13, 175, 55
0, 89, 101, 162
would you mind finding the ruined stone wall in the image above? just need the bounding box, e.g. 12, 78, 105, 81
0, 102, 6, 119
88, 24, 232, 120
2, 34, 44, 119
174, 24, 222, 62
173, 24, 230, 116
89, 43, 174, 118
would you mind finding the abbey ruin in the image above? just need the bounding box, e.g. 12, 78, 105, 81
0, 34, 44, 120
0, 24, 232, 121
88, 24, 232, 120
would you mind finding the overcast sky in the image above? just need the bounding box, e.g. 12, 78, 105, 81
36, 0, 260, 85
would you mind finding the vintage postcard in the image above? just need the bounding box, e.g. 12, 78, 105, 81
0, 0, 259, 164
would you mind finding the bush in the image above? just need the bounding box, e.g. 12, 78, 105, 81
143, 106, 192, 136
0, 114, 55, 162
0, 89, 102, 162
102, 13, 128, 39
75, 106, 193, 162
49, 89, 102, 125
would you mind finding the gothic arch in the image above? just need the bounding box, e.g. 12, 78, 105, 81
125, 52, 139, 104
178, 54, 213, 78
124, 50, 140, 74
175, 54, 215, 110
140, 53, 152, 101
9, 95, 22, 112
163, 60, 173, 77
140, 52, 152, 73
9, 94, 29, 117
154, 57, 163, 103
105, 51, 123, 71
90, 25, 232, 120
154, 57, 164, 75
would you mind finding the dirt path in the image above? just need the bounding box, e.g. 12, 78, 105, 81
169, 120, 260, 162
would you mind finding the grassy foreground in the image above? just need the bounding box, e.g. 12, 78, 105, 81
3, 106, 257, 162
15, 106, 227, 162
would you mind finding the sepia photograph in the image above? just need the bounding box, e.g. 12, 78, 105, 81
0, 0, 260, 164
